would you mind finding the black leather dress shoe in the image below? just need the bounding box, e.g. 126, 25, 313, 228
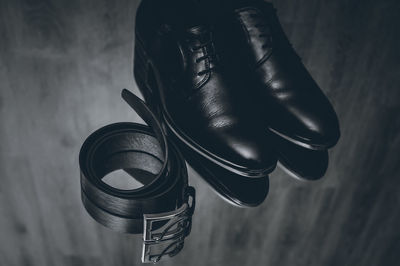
134, 0, 277, 177
219, 0, 340, 150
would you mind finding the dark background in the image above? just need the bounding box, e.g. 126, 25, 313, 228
1, 0, 400, 265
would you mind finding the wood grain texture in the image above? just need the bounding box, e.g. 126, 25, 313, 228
0, 0, 399, 265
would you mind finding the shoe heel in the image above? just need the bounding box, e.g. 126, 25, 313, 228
134, 35, 161, 116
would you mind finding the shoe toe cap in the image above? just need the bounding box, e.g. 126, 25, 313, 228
296, 110, 340, 148
209, 126, 277, 175
269, 100, 340, 150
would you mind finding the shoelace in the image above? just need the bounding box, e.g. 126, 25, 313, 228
191, 33, 219, 76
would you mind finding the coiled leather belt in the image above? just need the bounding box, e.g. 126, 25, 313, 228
79, 89, 195, 263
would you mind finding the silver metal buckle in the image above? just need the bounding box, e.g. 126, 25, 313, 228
141, 200, 194, 263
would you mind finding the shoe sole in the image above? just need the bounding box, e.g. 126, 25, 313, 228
183, 141, 269, 208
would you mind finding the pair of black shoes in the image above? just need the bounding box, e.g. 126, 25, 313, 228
133, 0, 340, 206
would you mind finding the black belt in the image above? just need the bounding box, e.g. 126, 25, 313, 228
79, 89, 195, 263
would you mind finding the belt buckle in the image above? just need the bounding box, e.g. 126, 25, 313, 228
141, 190, 195, 264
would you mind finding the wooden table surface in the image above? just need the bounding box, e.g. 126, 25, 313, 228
1, 0, 399, 265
